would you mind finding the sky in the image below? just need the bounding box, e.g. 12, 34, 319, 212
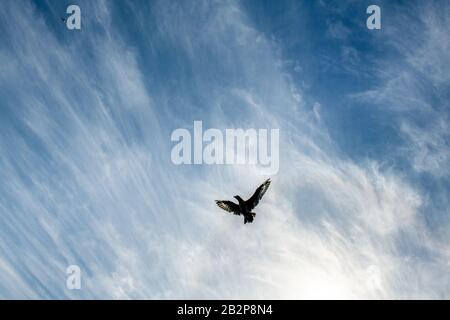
0, 0, 449, 299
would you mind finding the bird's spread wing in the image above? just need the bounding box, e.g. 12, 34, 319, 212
245, 179, 271, 210
215, 200, 241, 215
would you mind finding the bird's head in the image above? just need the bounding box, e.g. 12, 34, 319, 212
234, 195, 243, 202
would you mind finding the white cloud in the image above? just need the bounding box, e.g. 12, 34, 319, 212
0, 0, 447, 300
350, 3, 450, 179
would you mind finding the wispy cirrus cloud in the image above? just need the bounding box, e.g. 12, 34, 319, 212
349, 2, 450, 179
0, 0, 448, 299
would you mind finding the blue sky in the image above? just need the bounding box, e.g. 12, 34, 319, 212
0, 0, 449, 298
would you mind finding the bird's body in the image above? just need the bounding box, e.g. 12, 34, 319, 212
234, 195, 256, 224
215, 179, 271, 224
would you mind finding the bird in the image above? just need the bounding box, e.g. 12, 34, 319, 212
215, 179, 271, 224
61, 17, 66, 22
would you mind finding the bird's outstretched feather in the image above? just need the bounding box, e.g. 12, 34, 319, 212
245, 178, 271, 210
215, 200, 241, 215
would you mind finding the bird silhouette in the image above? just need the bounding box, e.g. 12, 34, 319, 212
216, 179, 271, 224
